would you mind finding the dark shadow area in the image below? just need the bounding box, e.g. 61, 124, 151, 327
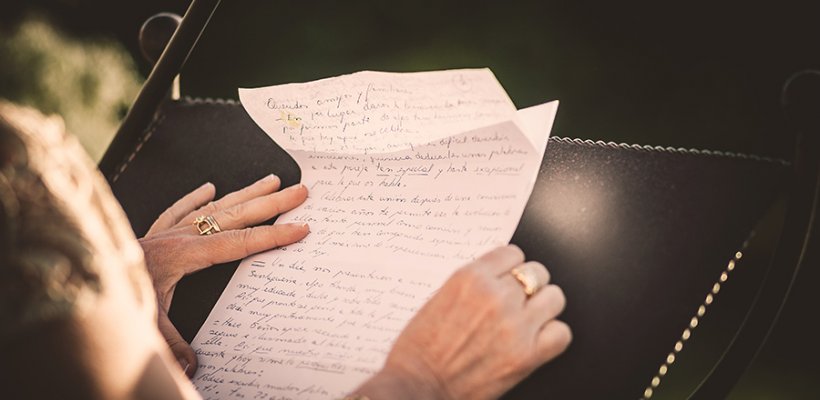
2, 0, 818, 398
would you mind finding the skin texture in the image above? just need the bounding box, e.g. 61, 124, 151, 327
138, 175, 310, 376
355, 246, 571, 400
3, 101, 570, 399
142, 182, 571, 399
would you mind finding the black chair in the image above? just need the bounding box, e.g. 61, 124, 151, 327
99, 1, 820, 398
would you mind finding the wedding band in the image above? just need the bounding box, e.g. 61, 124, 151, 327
509, 263, 549, 297
194, 215, 221, 236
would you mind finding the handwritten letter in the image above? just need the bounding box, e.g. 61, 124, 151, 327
191, 70, 557, 399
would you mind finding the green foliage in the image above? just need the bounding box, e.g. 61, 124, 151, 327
0, 17, 142, 160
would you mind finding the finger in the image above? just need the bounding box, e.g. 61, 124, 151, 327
470, 244, 526, 276
497, 272, 528, 305
190, 222, 310, 272
534, 320, 572, 365
177, 174, 282, 227
523, 261, 551, 287
147, 182, 215, 236
211, 183, 308, 231
525, 284, 566, 326
158, 309, 197, 378
499, 261, 550, 305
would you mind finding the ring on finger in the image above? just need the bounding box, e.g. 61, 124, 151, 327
509, 263, 549, 297
194, 215, 222, 236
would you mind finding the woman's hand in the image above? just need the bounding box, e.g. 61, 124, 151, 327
356, 245, 571, 400
138, 174, 309, 376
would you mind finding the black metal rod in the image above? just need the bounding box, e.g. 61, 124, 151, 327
99, 0, 222, 180
690, 70, 820, 399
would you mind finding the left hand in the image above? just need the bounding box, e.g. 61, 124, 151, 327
138, 174, 309, 377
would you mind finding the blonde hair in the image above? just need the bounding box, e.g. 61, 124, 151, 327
0, 100, 151, 339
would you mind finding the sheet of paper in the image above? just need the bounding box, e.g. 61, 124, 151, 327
191, 69, 557, 400
238, 69, 519, 154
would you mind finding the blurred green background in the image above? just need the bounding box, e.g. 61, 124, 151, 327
1, 0, 818, 398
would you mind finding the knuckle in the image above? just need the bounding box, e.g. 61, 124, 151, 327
202, 201, 218, 214
161, 207, 178, 224
264, 227, 283, 248
526, 261, 550, 283
468, 269, 496, 294
529, 260, 548, 274
480, 245, 525, 270
483, 301, 500, 320
236, 228, 255, 256
268, 194, 285, 215
506, 244, 525, 260
241, 182, 259, 193
153, 235, 186, 253
483, 291, 508, 318
496, 319, 518, 341
483, 247, 504, 262
223, 202, 245, 222
445, 268, 472, 294
452, 265, 478, 285
251, 226, 299, 249
233, 186, 255, 201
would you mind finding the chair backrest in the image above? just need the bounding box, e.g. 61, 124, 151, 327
106, 95, 789, 399
100, 1, 820, 398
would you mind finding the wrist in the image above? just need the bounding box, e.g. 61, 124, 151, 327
354, 362, 451, 400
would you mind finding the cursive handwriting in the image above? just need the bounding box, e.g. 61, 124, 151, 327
192, 69, 556, 399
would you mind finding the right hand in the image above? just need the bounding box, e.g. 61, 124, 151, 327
356, 245, 571, 400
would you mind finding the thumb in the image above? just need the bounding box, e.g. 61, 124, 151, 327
158, 309, 198, 378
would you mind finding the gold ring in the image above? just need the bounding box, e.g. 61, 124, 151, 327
509, 263, 549, 297
194, 215, 221, 236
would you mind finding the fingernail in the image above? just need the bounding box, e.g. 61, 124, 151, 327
178, 357, 190, 376
285, 183, 305, 191
200, 181, 213, 189
261, 174, 278, 183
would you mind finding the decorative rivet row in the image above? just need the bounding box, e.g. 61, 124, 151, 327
640, 251, 744, 399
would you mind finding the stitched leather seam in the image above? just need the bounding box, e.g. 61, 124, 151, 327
112, 113, 166, 183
